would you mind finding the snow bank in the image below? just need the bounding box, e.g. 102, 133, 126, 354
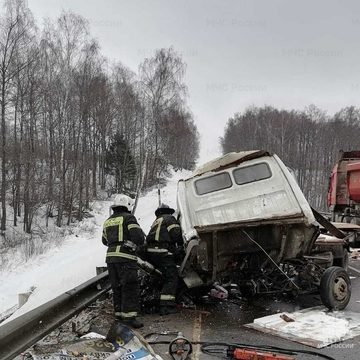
0, 169, 190, 323
0, 199, 111, 321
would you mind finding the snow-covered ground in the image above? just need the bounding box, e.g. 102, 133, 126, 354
0, 169, 191, 323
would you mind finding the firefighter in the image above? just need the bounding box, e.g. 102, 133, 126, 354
102, 194, 145, 328
146, 203, 184, 315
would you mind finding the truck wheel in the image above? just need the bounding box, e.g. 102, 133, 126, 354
320, 266, 351, 310
333, 249, 349, 272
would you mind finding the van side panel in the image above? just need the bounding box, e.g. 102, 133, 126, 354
182, 157, 308, 228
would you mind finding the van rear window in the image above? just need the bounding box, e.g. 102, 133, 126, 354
233, 163, 271, 185
195, 172, 232, 195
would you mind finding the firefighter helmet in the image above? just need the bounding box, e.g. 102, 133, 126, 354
111, 194, 134, 212
155, 203, 175, 216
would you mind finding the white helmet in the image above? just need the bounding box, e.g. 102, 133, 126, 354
111, 194, 134, 212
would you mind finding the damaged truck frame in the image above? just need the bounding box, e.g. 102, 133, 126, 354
177, 150, 351, 310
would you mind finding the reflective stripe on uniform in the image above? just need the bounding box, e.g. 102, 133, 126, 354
167, 224, 180, 232
103, 216, 124, 243
155, 217, 164, 241
160, 294, 176, 301
102, 228, 108, 240
116, 311, 137, 318
123, 241, 137, 251
147, 248, 169, 254
128, 223, 141, 230
118, 217, 123, 243
106, 251, 137, 261
104, 217, 124, 228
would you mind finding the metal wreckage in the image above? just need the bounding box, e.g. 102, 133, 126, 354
143, 150, 351, 311
174, 150, 351, 310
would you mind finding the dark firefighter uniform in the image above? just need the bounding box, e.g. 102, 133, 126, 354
102, 203, 144, 327
146, 204, 183, 314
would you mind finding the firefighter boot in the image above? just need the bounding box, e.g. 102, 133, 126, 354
121, 317, 144, 329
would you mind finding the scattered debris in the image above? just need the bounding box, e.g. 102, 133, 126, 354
351, 248, 360, 259
280, 314, 295, 323
25, 324, 163, 360
246, 306, 360, 348
209, 283, 228, 300
80, 332, 106, 339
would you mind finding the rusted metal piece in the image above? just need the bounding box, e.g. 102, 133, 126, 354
0, 271, 110, 360
319, 222, 360, 231
280, 314, 295, 322
192, 150, 271, 177
312, 207, 346, 239
315, 235, 346, 245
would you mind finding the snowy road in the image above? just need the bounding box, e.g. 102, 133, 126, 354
143, 268, 360, 360
16, 257, 360, 360
24, 269, 360, 360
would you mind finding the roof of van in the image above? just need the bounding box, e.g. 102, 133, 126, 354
192, 150, 271, 177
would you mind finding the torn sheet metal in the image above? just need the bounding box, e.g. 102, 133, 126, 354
245, 306, 360, 348
27, 325, 163, 360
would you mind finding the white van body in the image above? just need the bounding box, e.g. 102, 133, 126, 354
176, 150, 319, 286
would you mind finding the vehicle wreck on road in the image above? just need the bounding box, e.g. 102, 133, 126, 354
177, 150, 351, 310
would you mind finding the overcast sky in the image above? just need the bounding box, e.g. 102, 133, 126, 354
26, 0, 360, 163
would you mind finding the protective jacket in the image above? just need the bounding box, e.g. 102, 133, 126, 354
146, 213, 183, 308
146, 214, 183, 254
102, 207, 144, 263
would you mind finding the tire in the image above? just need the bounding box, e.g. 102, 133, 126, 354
320, 266, 351, 310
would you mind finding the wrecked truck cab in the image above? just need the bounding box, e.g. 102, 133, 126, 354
177, 150, 351, 310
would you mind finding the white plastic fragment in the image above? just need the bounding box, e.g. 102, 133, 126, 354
248, 306, 360, 348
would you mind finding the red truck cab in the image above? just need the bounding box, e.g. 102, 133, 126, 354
328, 151, 360, 222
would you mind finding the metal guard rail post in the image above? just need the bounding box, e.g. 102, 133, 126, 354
0, 271, 110, 360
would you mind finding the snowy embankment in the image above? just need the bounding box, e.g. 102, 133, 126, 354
0, 169, 190, 323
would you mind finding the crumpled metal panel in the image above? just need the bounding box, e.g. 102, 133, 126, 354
192, 150, 269, 176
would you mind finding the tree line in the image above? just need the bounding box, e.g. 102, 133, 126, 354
0, 0, 199, 236
221, 105, 360, 210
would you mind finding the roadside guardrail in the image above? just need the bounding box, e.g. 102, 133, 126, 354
0, 271, 110, 360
